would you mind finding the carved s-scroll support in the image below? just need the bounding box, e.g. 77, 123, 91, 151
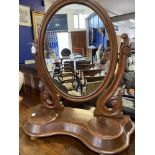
94, 45, 130, 118
40, 84, 64, 111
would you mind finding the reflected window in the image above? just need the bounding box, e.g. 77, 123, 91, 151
57, 32, 70, 57
74, 14, 86, 29
74, 14, 79, 28
79, 14, 85, 28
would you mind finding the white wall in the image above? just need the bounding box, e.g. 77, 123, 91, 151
64, 9, 86, 32
129, 28, 135, 39
114, 23, 135, 39
44, 1, 94, 32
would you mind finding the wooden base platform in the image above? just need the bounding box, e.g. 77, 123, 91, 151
23, 104, 134, 154
20, 87, 135, 155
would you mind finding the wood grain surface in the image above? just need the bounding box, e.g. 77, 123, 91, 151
19, 87, 135, 155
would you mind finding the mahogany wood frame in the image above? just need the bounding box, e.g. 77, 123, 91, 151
23, 0, 134, 154
36, 0, 118, 102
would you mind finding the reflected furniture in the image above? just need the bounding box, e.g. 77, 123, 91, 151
61, 48, 71, 57
71, 31, 86, 56
72, 47, 85, 57
19, 64, 40, 90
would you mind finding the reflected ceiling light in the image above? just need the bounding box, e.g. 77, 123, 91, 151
129, 19, 135, 23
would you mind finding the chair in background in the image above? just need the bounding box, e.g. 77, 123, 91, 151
63, 61, 74, 70
77, 63, 95, 79
72, 47, 84, 57
57, 65, 77, 93
78, 64, 95, 71
85, 76, 104, 95
85, 76, 104, 83
53, 61, 62, 75
61, 48, 71, 57
58, 66, 75, 83
76, 60, 91, 74
86, 81, 102, 95
77, 69, 103, 94
60, 48, 72, 67
82, 69, 103, 78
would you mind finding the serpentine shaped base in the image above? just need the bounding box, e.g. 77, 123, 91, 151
23, 105, 134, 154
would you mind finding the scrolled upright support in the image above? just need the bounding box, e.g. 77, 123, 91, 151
40, 85, 64, 111
95, 44, 130, 118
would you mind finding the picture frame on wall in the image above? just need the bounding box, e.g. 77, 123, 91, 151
32, 11, 45, 42
19, 5, 31, 27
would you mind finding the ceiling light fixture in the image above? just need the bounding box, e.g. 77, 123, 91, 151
129, 19, 135, 23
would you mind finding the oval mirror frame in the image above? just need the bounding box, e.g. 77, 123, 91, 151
36, 0, 118, 102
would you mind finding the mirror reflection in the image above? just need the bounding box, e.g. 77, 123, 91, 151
44, 4, 111, 96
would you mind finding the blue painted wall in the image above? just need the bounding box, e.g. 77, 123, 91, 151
19, 0, 45, 64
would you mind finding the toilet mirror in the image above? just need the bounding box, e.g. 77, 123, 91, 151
37, 0, 118, 102
24, 2, 134, 153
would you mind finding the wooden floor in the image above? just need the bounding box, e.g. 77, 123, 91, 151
19, 87, 135, 155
